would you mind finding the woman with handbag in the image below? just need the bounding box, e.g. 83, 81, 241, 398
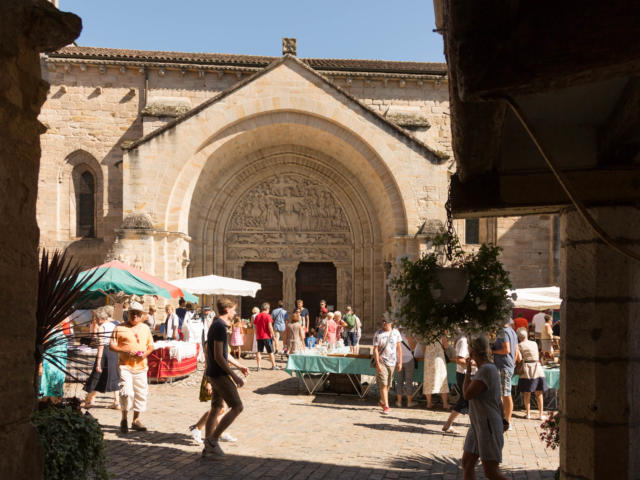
515, 328, 547, 420
395, 327, 418, 407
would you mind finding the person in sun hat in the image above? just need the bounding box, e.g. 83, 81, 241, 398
110, 301, 155, 433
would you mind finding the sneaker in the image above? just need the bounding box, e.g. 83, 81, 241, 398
525, 413, 531, 419
219, 432, 237, 442
120, 419, 128, 434
202, 438, 225, 458
395, 400, 402, 407
189, 426, 203, 444
540, 414, 548, 421
272, 365, 281, 370
407, 401, 418, 408
256, 367, 261, 372
382, 406, 390, 415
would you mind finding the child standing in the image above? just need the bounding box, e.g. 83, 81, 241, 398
230, 316, 244, 358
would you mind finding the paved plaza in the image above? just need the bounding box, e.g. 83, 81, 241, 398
68, 357, 558, 480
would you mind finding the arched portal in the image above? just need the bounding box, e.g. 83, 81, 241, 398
189, 144, 385, 329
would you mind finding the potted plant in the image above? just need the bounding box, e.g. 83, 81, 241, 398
34, 250, 108, 480
387, 230, 513, 343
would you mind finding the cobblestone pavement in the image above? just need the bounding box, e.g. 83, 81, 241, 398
68, 357, 558, 480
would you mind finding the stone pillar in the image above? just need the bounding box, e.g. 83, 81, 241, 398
0, 2, 80, 479
335, 262, 352, 309
278, 262, 298, 311
559, 206, 640, 479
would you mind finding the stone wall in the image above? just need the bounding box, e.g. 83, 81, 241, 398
38, 57, 453, 266
496, 215, 556, 288
0, 2, 80, 478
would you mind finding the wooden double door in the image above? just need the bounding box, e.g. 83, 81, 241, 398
241, 261, 336, 324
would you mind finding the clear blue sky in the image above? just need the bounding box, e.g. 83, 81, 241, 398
59, 0, 445, 62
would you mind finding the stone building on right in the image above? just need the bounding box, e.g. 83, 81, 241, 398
435, 2, 640, 479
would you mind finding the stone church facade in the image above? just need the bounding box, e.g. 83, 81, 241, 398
38, 41, 557, 327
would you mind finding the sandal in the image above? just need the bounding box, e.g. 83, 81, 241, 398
109, 403, 121, 410
442, 426, 459, 435
81, 402, 94, 409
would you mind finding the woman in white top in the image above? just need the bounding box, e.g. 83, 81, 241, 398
164, 305, 179, 340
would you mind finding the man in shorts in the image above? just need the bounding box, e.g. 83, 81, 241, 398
202, 297, 249, 458
372, 316, 402, 414
270, 300, 288, 355
492, 317, 519, 427
342, 305, 360, 354
253, 302, 279, 371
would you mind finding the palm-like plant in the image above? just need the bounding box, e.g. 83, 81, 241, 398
35, 249, 104, 394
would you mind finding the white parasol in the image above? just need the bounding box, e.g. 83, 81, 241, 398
169, 275, 261, 297
508, 286, 561, 310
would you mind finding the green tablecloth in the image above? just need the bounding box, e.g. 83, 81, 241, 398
286, 354, 559, 390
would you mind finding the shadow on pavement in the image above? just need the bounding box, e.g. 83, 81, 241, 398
101, 424, 195, 447
102, 438, 558, 480
353, 422, 453, 436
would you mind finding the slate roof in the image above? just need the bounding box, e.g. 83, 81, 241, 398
48, 46, 447, 76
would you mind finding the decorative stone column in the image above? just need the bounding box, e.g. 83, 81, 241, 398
559, 206, 640, 479
335, 262, 352, 309
278, 261, 298, 310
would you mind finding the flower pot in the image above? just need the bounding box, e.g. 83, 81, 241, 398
430, 267, 469, 303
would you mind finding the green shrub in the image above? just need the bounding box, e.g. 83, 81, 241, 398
32, 404, 108, 480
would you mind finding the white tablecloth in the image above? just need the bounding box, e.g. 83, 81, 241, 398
152, 340, 198, 362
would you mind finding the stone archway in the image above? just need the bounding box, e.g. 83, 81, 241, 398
189, 146, 383, 327
224, 172, 354, 312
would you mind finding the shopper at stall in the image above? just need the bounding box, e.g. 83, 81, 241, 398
516, 328, 547, 420
342, 305, 360, 353
110, 301, 155, 433
175, 298, 187, 339
396, 327, 417, 407
373, 315, 402, 414
271, 300, 288, 355
492, 318, 519, 427
462, 335, 508, 480
253, 302, 279, 371
296, 299, 310, 332
284, 312, 305, 355
83, 308, 120, 409
163, 305, 178, 340
202, 297, 249, 458
323, 311, 338, 348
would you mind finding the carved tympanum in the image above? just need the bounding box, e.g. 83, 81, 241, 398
225, 174, 353, 262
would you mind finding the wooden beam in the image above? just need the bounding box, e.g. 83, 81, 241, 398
450, 168, 640, 218
598, 77, 640, 165
443, 1, 640, 100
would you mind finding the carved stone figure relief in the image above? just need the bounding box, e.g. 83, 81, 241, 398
228, 174, 349, 233
225, 174, 354, 263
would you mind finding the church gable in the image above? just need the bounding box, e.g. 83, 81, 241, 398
125, 55, 445, 164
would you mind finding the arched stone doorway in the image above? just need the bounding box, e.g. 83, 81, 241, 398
189, 146, 384, 327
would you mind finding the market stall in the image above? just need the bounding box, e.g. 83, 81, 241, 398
147, 340, 200, 382
286, 353, 560, 405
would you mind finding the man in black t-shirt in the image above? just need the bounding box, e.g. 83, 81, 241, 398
202, 297, 249, 458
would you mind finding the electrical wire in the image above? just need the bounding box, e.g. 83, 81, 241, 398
503, 96, 640, 263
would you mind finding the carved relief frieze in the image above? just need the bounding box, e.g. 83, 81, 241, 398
228, 174, 350, 233
225, 174, 354, 262
226, 245, 351, 262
